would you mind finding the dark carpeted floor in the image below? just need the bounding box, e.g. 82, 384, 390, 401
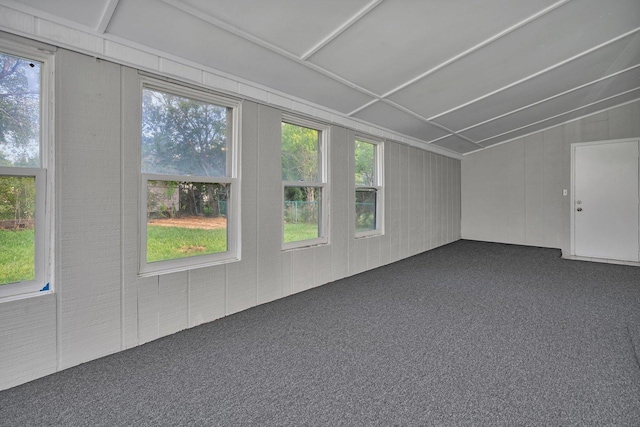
1, 240, 639, 426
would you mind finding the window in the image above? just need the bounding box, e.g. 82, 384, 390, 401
282, 117, 328, 249
0, 46, 51, 298
355, 137, 383, 237
140, 81, 239, 275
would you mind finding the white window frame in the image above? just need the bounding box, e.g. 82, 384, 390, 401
355, 136, 384, 238
139, 78, 241, 276
282, 114, 330, 250
0, 40, 54, 300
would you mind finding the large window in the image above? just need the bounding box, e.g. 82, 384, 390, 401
140, 81, 239, 275
355, 137, 383, 237
0, 46, 50, 298
282, 117, 328, 249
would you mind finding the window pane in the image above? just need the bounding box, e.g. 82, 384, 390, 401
356, 188, 376, 233
0, 52, 41, 168
0, 175, 35, 285
142, 88, 229, 177
147, 180, 229, 263
355, 140, 375, 186
284, 186, 320, 243
281, 123, 319, 182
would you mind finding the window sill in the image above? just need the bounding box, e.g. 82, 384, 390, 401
139, 255, 241, 278
0, 288, 53, 304
355, 231, 384, 239
282, 239, 329, 252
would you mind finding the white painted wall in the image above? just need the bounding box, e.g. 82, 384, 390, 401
462, 100, 640, 255
0, 47, 461, 391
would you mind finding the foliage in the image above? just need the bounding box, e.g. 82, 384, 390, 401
282, 123, 320, 203
355, 189, 376, 232
284, 199, 318, 225
0, 52, 40, 167
355, 140, 375, 186
281, 122, 319, 182
0, 229, 34, 285
0, 175, 35, 223
142, 88, 228, 177
142, 88, 230, 226
147, 180, 228, 219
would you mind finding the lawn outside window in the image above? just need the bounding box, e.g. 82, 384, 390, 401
0, 41, 53, 299
355, 137, 383, 238
139, 80, 240, 276
282, 116, 329, 250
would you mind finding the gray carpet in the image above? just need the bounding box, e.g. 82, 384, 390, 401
1, 240, 639, 426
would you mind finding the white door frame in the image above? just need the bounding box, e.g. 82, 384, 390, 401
570, 137, 640, 259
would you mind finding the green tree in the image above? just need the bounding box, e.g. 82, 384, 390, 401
0, 52, 40, 167
0, 52, 40, 230
355, 140, 375, 186
282, 123, 319, 203
142, 88, 230, 217
142, 88, 229, 177
281, 123, 319, 182
0, 176, 35, 224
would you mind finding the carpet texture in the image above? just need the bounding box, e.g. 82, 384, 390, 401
1, 240, 639, 426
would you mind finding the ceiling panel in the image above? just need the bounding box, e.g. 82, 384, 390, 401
353, 101, 449, 142
172, 0, 371, 57
309, 0, 558, 94
462, 67, 640, 141
434, 31, 640, 132
108, 0, 373, 113
388, 0, 640, 119
430, 136, 481, 154
13, 0, 109, 29
2, 0, 638, 155
478, 88, 640, 148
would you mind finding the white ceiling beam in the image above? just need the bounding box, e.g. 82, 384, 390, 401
463, 95, 640, 156
348, 98, 380, 117
380, 0, 572, 100
381, 99, 481, 145
473, 87, 640, 146
95, 0, 120, 34
428, 27, 640, 122
300, 0, 384, 60
453, 63, 640, 134
159, 0, 381, 99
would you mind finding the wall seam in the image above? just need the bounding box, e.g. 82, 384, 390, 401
120, 65, 125, 350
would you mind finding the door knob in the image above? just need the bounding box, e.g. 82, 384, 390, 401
577, 207, 582, 212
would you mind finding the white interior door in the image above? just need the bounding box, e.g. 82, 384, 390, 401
573, 139, 639, 261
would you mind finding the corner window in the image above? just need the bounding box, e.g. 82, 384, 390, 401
0, 46, 51, 298
355, 137, 383, 237
282, 117, 329, 249
140, 82, 239, 275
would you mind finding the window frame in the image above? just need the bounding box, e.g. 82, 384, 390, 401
0, 40, 53, 299
138, 78, 241, 276
354, 136, 384, 238
281, 114, 330, 250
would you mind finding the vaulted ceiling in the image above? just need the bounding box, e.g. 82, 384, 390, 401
3, 0, 640, 155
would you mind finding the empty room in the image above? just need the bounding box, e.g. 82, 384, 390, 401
0, 1, 639, 425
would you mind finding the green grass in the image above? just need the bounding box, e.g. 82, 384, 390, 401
284, 222, 319, 243
149, 222, 320, 261
0, 229, 35, 285
2, 222, 340, 284
147, 225, 227, 263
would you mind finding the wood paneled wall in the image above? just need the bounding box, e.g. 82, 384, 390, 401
462, 100, 640, 255
0, 48, 461, 391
